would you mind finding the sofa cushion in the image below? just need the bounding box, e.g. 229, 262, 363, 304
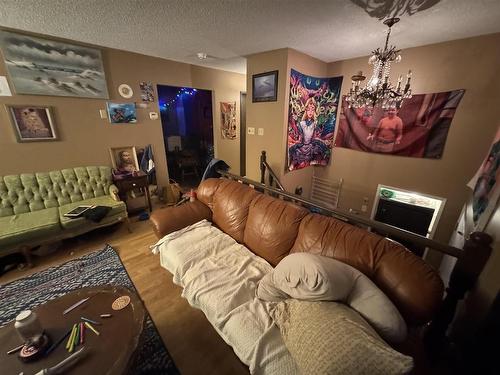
257, 253, 407, 343
212, 180, 259, 243
58, 196, 126, 230
196, 178, 223, 210
271, 300, 414, 375
0, 208, 62, 248
150, 200, 212, 238
290, 213, 444, 325
243, 195, 308, 266
0, 166, 114, 217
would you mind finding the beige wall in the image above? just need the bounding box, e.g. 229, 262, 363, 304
246, 49, 288, 181
319, 33, 500, 247
246, 48, 328, 197
0, 30, 245, 186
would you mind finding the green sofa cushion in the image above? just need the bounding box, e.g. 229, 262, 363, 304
0, 208, 62, 248
58, 196, 127, 230
0, 166, 114, 217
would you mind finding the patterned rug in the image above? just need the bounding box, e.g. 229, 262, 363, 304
0, 245, 179, 374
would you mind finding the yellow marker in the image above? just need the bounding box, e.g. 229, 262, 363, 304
84, 321, 100, 336
66, 324, 77, 350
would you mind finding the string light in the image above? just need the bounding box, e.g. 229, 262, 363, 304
159, 87, 198, 110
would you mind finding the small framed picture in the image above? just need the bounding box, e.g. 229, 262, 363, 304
6, 105, 58, 142
109, 146, 140, 173
106, 102, 137, 124
252, 70, 278, 102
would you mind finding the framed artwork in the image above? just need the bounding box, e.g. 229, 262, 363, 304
220, 101, 237, 139
109, 146, 139, 173
252, 70, 278, 102
6, 105, 58, 142
0, 31, 109, 99
140, 82, 155, 102
106, 102, 137, 123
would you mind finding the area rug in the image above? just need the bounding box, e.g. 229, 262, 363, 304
0, 245, 179, 374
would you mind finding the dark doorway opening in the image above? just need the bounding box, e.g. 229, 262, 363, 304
157, 85, 214, 191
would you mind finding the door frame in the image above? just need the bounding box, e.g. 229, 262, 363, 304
240, 91, 247, 176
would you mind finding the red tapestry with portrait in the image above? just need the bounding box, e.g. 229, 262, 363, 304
335, 90, 465, 158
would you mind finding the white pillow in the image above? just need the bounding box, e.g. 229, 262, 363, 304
257, 253, 407, 343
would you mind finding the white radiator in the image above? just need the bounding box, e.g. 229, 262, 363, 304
310, 176, 343, 209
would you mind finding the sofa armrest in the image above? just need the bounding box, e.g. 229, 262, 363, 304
149, 200, 212, 238
109, 184, 120, 201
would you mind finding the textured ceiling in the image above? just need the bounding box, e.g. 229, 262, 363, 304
0, 0, 499, 74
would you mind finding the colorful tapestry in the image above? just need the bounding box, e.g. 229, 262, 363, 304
468, 126, 500, 230
220, 101, 237, 139
287, 70, 343, 171
335, 90, 465, 158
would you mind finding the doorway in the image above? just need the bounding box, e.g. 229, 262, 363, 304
157, 84, 214, 191
240, 92, 247, 176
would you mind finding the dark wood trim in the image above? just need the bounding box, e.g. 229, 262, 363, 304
424, 231, 493, 359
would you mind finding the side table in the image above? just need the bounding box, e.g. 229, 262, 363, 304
114, 172, 152, 212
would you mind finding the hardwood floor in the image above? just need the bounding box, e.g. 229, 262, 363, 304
0, 206, 249, 375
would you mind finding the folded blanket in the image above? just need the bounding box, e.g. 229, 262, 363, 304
149, 219, 212, 254
154, 222, 298, 375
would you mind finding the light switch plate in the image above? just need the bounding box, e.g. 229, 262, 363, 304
149, 112, 159, 120
257, 128, 264, 136
99, 109, 107, 119
247, 127, 255, 135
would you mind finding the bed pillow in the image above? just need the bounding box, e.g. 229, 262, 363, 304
271, 299, 413, 375
257, 253, 407, 343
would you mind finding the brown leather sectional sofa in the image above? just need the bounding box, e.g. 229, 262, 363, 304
150, 178, 444, 328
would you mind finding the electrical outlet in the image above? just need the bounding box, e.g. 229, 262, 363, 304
247, 127, 255, 135
99, 109, 107, 119
361, 197, 369, 213
257, 128, 264, 136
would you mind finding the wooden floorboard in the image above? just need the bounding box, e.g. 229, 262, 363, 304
0, 207, 249, 375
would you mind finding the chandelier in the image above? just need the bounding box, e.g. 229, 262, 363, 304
346, 17, 412, 110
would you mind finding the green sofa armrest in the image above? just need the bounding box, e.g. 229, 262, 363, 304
109, 184, 120, 201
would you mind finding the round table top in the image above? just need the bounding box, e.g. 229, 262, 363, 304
0, 285, 146, 375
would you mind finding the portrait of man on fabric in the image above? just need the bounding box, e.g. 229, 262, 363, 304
287, 69, 343, 171
335, 89, 465, 158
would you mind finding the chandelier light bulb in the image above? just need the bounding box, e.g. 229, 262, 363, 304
346, 17, 413, 110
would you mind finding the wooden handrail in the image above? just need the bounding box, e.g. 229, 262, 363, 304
260, 151, 285, 191
219, 169, 463, 258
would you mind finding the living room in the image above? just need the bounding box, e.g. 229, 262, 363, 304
0, 1, 499, 374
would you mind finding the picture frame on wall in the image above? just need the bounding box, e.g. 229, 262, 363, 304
6, 105, 58, 142
0, 30, 109, 99
252, 70, 278, 102
106, 102, 137, 124
109, 146, 140, 173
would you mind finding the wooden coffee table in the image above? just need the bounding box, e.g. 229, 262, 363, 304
0, 285, 146, 375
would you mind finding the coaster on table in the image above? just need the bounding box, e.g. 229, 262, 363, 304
112, 296, 131, 311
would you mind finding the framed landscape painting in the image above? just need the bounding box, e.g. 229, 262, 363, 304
7, 105, 58, 142
252, 70, 278, 102
0, 31, 109, 98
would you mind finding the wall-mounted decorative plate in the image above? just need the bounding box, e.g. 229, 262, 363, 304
118, 84, 133, 99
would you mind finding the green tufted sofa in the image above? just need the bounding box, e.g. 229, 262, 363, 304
0, 166, 128, 261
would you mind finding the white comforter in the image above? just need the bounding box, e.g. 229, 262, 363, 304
151, 220, 298, 375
